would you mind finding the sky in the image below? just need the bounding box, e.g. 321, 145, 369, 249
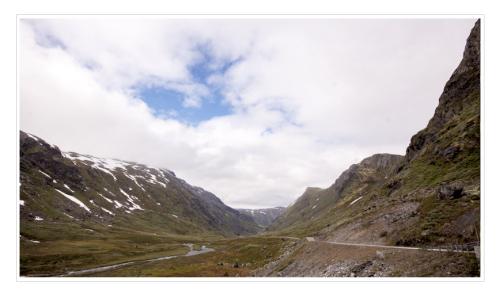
19, 17, 476, 209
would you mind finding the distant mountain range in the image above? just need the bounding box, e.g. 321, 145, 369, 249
237, 207, 285, 227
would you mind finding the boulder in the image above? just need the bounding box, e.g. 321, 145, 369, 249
437, 183, 464, 200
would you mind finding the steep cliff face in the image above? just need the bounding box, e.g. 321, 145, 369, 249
385, 20, 481, 246
406, 19, 480, 162
269, 20, 480, 247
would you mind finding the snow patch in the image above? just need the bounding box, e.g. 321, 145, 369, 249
20, 200, 25, 206
63, 152, 130, 170
94, 165, 117, 181
38, 170, 51, 179
119, 188, 133, 200
62, 152, 132, 181
63, 212, 76, 220
127, 201, 143, 211
350, 196, 364, 206
157, 169, 170, 183
312, 205, 317, 209
64, 184, 75, 193
101, 207, 115, 216
123, 173, 146, 192
90, 200, 113, 216
103, 188, 115, 196
26, 133, 40, 142
113, 200, 123, 208
119, 188, 143, 211
147, 173, 167, 188
34, 216, 44, 221
170, 214, 178, 219
97, 193, 114, 204
55, 189, 91, 212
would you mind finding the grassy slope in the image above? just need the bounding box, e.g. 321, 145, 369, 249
267, 154, 404, 239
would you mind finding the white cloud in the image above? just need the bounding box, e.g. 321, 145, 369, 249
19, 18, 476, 208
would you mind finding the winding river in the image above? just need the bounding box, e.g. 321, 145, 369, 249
60, 243, 215, 277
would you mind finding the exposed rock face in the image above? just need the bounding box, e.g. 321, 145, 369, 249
406, 20, 480, 162
328, 154, 403, 198
360, 154, 404, 171
20, 131, 259, 237
437, 182, 464, 200
20, 132, 84, 190
385, 20, 481, 246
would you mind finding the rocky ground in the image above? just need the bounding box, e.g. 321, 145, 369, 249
254, 240, 479, 277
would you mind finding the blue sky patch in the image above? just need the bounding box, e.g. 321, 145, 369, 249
188, 44, 243, 84
135, 44, 240, 125
136, 85, 232, 125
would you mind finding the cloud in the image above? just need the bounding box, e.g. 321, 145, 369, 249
19, 18, 476, 208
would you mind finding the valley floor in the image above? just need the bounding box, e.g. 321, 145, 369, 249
20, 231, 479, 277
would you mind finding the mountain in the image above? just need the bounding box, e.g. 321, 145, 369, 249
237, 207, 286, 227
20, 131, 259, 240
269, 20, 480, 247
268, 154, 404, 236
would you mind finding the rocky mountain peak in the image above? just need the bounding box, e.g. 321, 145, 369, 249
406, 20, 480, 161
302, 187, 324, 196
359, 153, 404, 171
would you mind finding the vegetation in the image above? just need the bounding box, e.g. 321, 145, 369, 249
75, 237, 295, 277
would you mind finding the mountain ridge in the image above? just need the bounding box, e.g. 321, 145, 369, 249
237, 207, 286, 227
269, 153, 404, 234
20, 130, 259, 239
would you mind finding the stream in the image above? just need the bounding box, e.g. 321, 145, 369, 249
61, 243, 215, 277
